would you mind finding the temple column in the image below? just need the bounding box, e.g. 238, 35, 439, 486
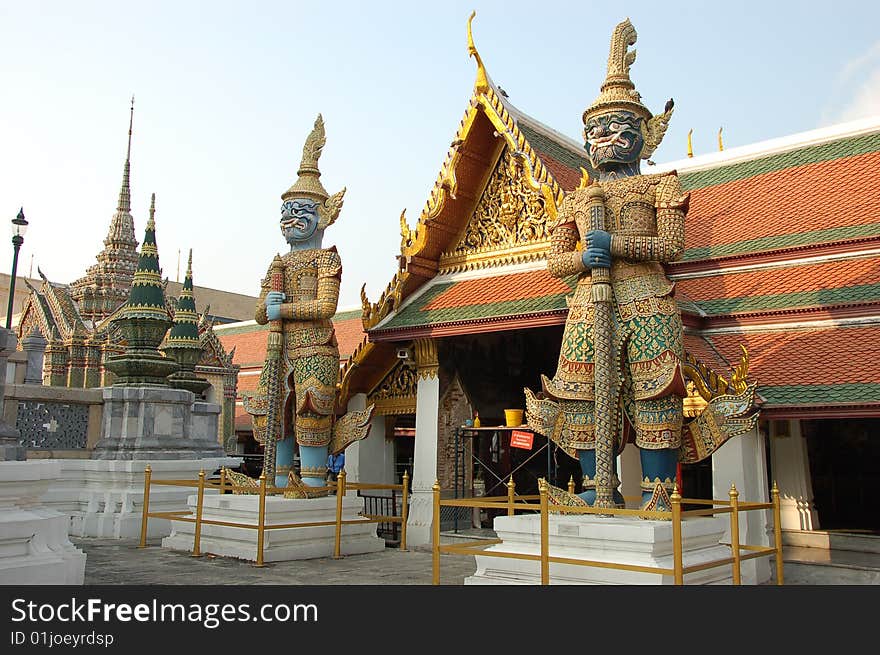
66, 335, 86, 388
83, 338, 102, 388
21, 329, 47, 385
769, 419, 819, 532
712, 424, 771, 584
44, 338, 68, 387
344, 392, 388, 485
0, 328, 24, 460
222, 375, 237, 452
406, 338, 440, 548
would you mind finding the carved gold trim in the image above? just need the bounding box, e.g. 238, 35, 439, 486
368, 357, 418, 414
438, 148, 554, 273
337, 336, 375, 405
373, 397, 417, 416
361, 271, 409, 330
414, 338, 439, 380
681, 346, 752, 403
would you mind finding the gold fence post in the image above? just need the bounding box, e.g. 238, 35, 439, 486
729, 483, 741, 585
192, 469, 206, 557
567, 475, 575, 495
333, 470, 346, 559
507, 476, 516, 517
400, 471, 409, 552
139, 465, 152, 548
432, 480, 441, 585
219, 467, 226, 494
255, 473, 267, 567
671, 483, 683, 585
539, 478, 549, 585
772, 481, 784, 585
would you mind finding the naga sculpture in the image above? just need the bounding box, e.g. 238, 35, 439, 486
526, 19, 758, 513
243, 115, 373, 493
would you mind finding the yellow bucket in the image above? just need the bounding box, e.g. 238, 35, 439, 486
504, 409, 524, 427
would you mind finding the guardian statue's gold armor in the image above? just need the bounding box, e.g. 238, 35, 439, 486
544, 171, 689, 452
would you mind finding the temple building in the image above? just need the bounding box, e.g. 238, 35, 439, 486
12, 103, 253, 450
218, 28, 880, 555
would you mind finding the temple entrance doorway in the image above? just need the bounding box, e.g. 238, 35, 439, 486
803, 418, 880, 533
441, 326, 580, 502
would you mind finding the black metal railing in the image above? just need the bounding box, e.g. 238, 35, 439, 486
359, 491, 399, 545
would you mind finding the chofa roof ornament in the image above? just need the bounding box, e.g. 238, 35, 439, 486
281, 113, 346, 230
582, 18, 675, 160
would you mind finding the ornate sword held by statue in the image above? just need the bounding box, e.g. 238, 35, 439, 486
585, 183, 617, 511
261, 254, 285, 484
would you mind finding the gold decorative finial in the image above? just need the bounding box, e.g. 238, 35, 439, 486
687, 129, 694, 158
718, 126, 724, 152
583, 19, 674, 160
187, 248, 193, 277
467, 11, 490, 94
148, 192, 156, 229
282, 114, 346, 230
127, 95, 135, 161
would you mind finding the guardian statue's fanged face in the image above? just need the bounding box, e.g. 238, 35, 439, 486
281, 198, 320, 244
584, 110, 644, 169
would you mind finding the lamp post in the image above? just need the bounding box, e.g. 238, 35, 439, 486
5, 208, 28, 329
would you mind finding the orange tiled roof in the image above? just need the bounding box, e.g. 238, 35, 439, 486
682, 333, 730, 371
707, 325, 880, 387
683, 149, 880, 257
674, 257, 880, 315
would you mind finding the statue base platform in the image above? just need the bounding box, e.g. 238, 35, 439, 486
0, 461, 86, 585
91, 386, 226, 460
39, 457, 240, 539
161, 493, 386, 562
465, 514, 734, 585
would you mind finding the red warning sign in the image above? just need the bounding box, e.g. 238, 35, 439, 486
510, 430, 534, 450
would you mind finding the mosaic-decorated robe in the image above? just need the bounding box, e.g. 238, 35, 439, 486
542, 171, 690, 452
253, 246, 342, 448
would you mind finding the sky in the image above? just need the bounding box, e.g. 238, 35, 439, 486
1, 0, 879, 312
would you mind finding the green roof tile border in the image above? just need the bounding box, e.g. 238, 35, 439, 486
758, 383, 880, 406
694, 283, 880, 316
682, 222, 880, 261
679, 132, 880, 190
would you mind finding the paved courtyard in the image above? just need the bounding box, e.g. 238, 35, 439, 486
76, 538, 477, 586
73, 534, 880, 586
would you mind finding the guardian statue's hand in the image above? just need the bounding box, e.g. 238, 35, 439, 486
582, 247, 611, 269
584, 229, 611, 252
265, 291, 286, 320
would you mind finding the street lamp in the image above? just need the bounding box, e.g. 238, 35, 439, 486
5, 208, 28, 329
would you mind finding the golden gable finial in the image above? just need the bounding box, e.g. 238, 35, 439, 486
467, 11, 490, 94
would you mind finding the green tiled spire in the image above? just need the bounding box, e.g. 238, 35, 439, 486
166, 249, 200, 346
105, 193, 177, 386
125, 193, 168, 320
163, 249, 210, 396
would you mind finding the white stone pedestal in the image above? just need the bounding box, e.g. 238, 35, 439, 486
0, 461, 86, 585
39, 457, 240, 539
465, 514, 734, 585
161, 492, 386, 562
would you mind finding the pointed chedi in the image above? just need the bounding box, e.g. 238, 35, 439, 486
104, 193, 178, 386
163, 249, 211, 396
69, 97, 140, 322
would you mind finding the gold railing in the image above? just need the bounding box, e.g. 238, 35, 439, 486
138, 467, 410, 566
433, 478, 784, 585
